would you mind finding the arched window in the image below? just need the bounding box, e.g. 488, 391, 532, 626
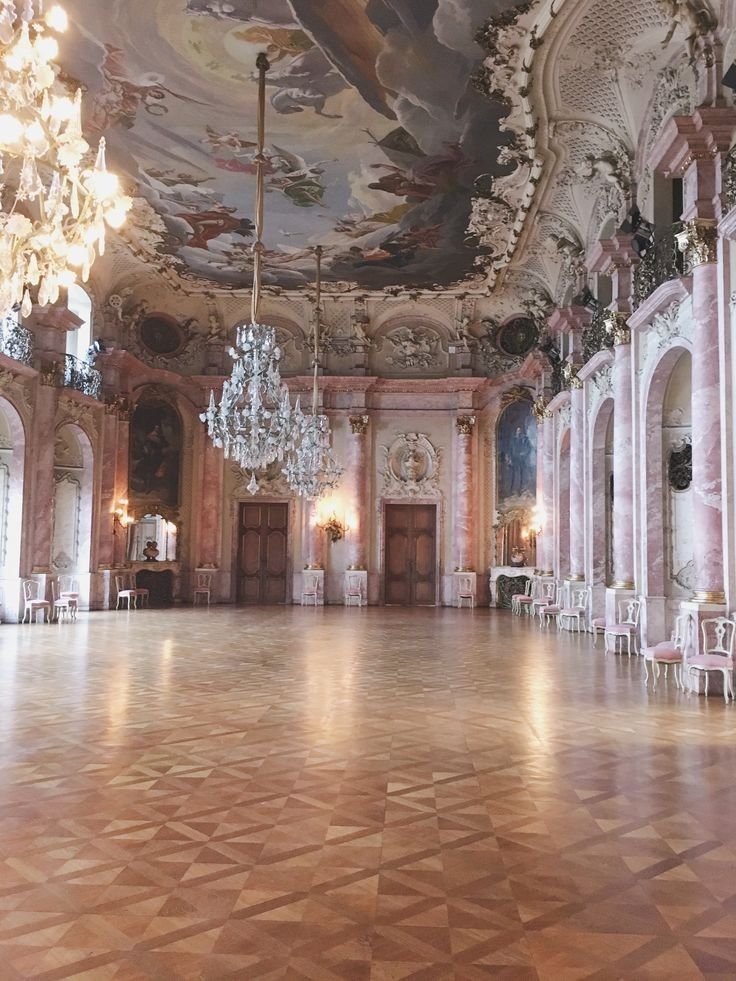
66, 285, 93, 361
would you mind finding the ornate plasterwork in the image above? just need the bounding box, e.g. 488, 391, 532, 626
639, 300, 692, 371
349, 415, 370, 436
590, 365, 613, 408
532, 395, 551, 420
380, 433, 442, 498
57, 398, 100, 444
0, 368, 32, 418
229, 462, 291, 499
384, 326, 441, 370
558, 403, 572, 430
677, 218, 718, 268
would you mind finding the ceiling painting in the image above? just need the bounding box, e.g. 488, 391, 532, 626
59, 0, 515, 290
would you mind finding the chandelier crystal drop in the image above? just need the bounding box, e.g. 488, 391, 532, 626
283, 245, 343, 499
0, 0, 131, 319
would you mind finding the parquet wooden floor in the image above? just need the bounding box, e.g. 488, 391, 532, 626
0, 606, 735, 979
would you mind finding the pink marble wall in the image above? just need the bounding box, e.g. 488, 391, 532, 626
541, 417, 555, 573
96, 410, 119, 569
691, 261, 724, 598
569, 387, 585, 577
29, 384, 57, 571
612, 342, 634, 586
453, 422, 474, 570
304, 499, 324, 570
556, 429, 570, 579
197, 435, 224, 568
113, 416, 130, 569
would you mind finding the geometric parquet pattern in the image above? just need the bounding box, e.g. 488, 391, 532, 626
1, 606, 735, 979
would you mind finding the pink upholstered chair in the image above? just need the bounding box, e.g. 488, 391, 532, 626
22, 579, 51, 624
456, 575, 475, 609
193, 572, 212, 606
115, 574, 137, 610
511, 578, 533, 615
604, 598, 642, 656
51, 580, 76, 623
643, 613, 690, 691
531, 580, 555, 617
687, 617, 735, 703
538, 583, 564, 628
344, 573, 364, 607
58, 575, 80, 617
557, 585, 590, 633
591, 612, 606, 645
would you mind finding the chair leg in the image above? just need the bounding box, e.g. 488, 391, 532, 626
643, 659, 649, 686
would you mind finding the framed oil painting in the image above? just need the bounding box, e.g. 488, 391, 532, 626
130, 400, 181, 507
497, 399, 537, 505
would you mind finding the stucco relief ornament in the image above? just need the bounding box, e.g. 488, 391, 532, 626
563, 361, 583, 389
381, 433, 442, 498
385, 326, 439, 369
604, 311, 631, 346
592, 365, 613, 402
57, 398, 99, 442
532, 396, 551, 421
676, 218, 718, 268
230, 461, 290, 498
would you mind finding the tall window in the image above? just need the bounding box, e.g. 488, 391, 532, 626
66, 285, 92, 361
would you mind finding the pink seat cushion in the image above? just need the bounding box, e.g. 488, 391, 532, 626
689, 654, 734, 669
516, 596, 533, 603
591, 617, 606, 628
541, 605, 561, 613
643, 645, 681, 662
606, 624, 635, 635
560, 607, 584, 616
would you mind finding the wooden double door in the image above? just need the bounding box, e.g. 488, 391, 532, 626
384, 504, 437, 606
236, 502, 288, 604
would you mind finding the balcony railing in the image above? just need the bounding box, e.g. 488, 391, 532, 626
724, 143, 736, 214
632, 223, 685, 310
0, 313, 33, 366
63, 354, 102, 400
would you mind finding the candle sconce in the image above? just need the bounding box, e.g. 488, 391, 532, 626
319, 511, 348, 544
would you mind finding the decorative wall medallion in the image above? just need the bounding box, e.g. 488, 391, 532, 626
385, 327, 440, 369
380, 433, 442, 498
494, 316, 538, 357
140, 314, 186, 356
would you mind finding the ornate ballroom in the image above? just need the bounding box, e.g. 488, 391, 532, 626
2, 0, 736, 975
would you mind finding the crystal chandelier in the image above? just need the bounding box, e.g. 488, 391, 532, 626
0, 1, 130, 318
201, 53, 299, 491
283, 245, 344, 499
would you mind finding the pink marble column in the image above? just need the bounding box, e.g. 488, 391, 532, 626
197, 434, 224, 568
610, 319, 635, 588
569, 382, 585, 579
688, 233, 724, 601
112, 411, 130, 568
541, 413, 555, 575
453, 415, 475, 571
96, 406, 120, 568
29, 381, 58, 571
535, 405, 545, 572
347, 414, 369, 570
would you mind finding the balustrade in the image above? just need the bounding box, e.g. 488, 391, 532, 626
63, 354, 102, 400
0, 313, 33, 366
632, 223, 685, 309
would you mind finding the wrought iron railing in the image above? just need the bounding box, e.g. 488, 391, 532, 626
581, 303, 612, 364
724, 143, 736, 214
632, 222, 685, 309
0, 313, 33, 366
63, 354, 102, 400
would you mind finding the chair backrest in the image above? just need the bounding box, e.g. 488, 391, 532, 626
522, 578, 532, 597
671, 613, 692, 652
347, 573, 362, 592
618, 598, 641, 625
58, 575, 79, 593
22, 578, 41, 601
539, 581, 555, 601
196, 572, 212, 588
115, 574, 130, 592
570, 585, 590, 610
304, 574, 319, 592
701, 617, 736, 659
458, 575, 473, 594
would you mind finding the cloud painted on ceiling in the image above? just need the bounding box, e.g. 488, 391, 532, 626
63, 0, 513, 289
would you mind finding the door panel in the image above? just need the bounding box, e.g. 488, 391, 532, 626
384, 504, 436, 606
237, 503, 288, 604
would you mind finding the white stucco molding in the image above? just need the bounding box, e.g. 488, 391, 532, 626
628, 276, 693, 333
577, 348, 613, 383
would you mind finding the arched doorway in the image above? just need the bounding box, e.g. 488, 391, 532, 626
52, 424, 94, 607
0, 396, 26, 621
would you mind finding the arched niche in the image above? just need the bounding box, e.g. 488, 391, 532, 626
557, 427, 571, 579
590, 398, 614, 594
52, 423, 94, 583
642, 344, 693, 619
0, 395, 26, 620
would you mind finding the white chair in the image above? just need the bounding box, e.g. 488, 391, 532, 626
456, 575, 475, 609
687, 617, 736, 703
344, 573, 364, 607
22, 579, 51, 624
531, 581, 555, 618
557, 585, 590, 633
511, 578, 533, 615
115, 574, 137, 610
301, 573, 320, 606
57, 575, 80, 617
643, 613, 690, 691
51, 580, 76, 623
604, 598, 642, 656
193, 572, 212, 606
538, 583, 564, 628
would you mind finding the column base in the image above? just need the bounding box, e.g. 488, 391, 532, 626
567, 573, 585, 582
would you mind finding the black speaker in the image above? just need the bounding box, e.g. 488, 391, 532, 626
723, 62, 736, 91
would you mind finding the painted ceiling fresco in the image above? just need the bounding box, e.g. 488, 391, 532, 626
60, 0, 515, 290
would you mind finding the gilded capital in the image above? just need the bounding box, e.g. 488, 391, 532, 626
532, 396, 551, 421
39, 361, 60, 387
456, 414, 476, 435
604, 311, 631, 346
348, 413, 369, 435
563, 362, 583, 390
676, 218, 718, 267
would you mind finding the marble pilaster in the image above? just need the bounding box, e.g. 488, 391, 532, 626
569, 382, 585, 580
347, 414, 369, 572
28, 380, 58, 575
452, 415, 475, 573
540, 410, 555, 576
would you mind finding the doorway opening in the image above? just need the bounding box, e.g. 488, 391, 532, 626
384, 503, 437, 606
236, 502, 289, 604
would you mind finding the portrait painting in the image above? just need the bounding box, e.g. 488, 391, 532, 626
497, 400, 537, 505
130, 400, 182, 507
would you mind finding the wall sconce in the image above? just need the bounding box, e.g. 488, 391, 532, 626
113, 498, 133, 534
530, 504, 544, 537
319, 511, 348, 544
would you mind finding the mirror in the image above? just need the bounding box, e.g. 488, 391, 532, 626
128, 513, 178, 562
